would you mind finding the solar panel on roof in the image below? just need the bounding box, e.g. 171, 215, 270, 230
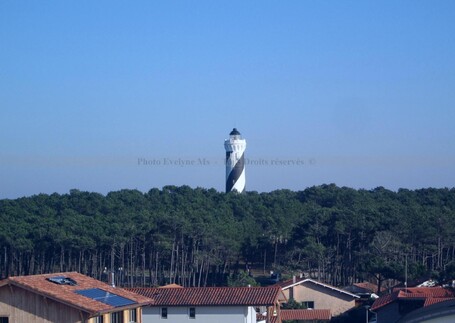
75, 288, 136, 307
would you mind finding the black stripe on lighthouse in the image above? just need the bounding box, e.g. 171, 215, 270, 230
226, 152, 245, 193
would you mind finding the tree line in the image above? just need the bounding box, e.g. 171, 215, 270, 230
1, 184, 455, 291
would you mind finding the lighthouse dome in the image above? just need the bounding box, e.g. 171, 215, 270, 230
230, 128, 241, 136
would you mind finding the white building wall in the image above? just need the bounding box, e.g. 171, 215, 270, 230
142, 305, 257, 323
246, 306, 256, 323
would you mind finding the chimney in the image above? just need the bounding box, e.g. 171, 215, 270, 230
109, 272, 115, 288
293, 275, 296, 284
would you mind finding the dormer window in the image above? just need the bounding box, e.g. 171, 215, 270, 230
46, 276, 77, 286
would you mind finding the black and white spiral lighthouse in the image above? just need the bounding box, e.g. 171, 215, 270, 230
224, 128, 247, 193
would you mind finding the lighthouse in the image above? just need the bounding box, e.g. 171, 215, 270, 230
224, 128, 247, 193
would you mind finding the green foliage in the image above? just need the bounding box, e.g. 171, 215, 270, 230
227, 271, 258, 287
0, 185, 454, 290
281, 298, 308, 309
439, 262, 455, 283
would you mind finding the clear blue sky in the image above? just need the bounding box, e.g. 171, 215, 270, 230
1, 1, 454, 198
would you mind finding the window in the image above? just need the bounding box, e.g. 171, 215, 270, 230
0, 317, 8, 323
93, 316, 103, 323
46, 276, 77, 286
129, 309, 137, 322
161, 307, 168, 319
303, 301, 315, 309
111, 311, 124, 323
189, 307, 196, 319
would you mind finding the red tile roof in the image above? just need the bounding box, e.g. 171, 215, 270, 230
371, 292, 396, 310
269, 316, 279, 323
128, 286, 284, 306
371, 287, 455, 311
160, 283, 183, 288
424, 297, 454, 307
0, 272, 151, 316
395, 287, 454, 298
256, 312, 267, 321
281, 309, 331, 321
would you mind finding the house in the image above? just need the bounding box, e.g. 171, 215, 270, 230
0, 271, 151, 323
371, 286, 455, 323
128, 286, 286, 323
277, 277, 359, 316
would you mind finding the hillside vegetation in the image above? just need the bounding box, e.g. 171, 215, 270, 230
1, 185, 455, 290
